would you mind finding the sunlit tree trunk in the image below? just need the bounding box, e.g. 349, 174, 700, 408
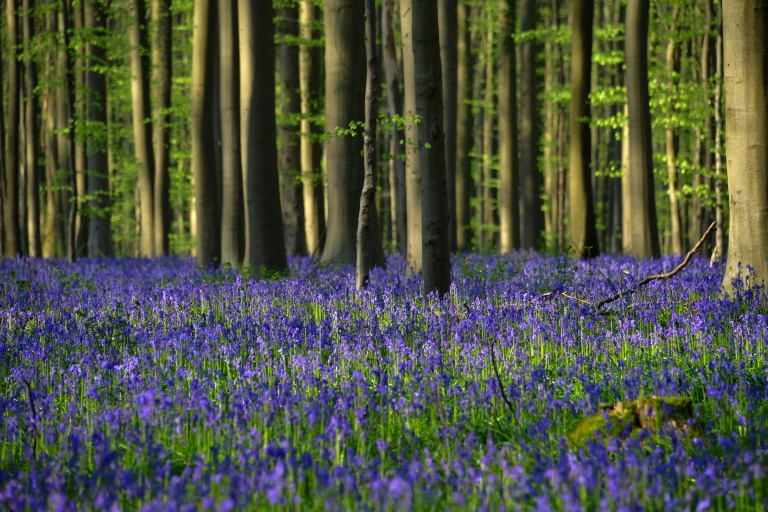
480, 22, 496, 252
665, 7, 683, 256
191, 0, 220, 266
239, 0, 287, 273
5, 0, 22, 257
625, 0, 659, 258
455, 1, 473, 251
498, 0, 519, 253
713, 14, 724, 262
569, 0, 599, 258
414, 0, 451, 298
23, 0, 41, 257
152, 0, 172, 255
73, 0, 88, 257
84, 0, 112, 257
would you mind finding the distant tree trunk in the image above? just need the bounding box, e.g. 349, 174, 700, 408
321, 0, 366, 265
414, 0, 451, 298
438, 0, 457, 251
5, 0, 21, 257
520, 0, 544, 250
620, 102, 631, 254
400, 0, 422, 272
299, 1, 325, 257
480, 24, 496, 252
73, 0, 88, 257
455, 1, 473, 251
498, 0, 519, 253
239, 0, 287, 273
44, 12, 62, 258
218, 0, 242, 265
23, 0, 41, 257
569, 0, 599, 258
665, 7, 683, 256
129, 0, 156, 257
713, 14, 724, 262
57, 0, 77, 262
357, 0, 378, 290
382, 0, 407, 255
152, 0, 172, 255
84, 0, 112, 257
625, 0, 659, 259
278, 4, 307, 257
191, 0, 220, 266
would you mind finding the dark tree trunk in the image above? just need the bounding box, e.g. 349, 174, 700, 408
4, 0, 22, 257
152, 0, 172, 255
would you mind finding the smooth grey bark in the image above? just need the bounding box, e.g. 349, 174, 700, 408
191, 0, 220, 266
625, 0, 659, 259
568, 0, 599, 258
239, 0, 287, 273
299, 1, 325, 257
400, 0, 422, 273
414, 0, 451, 298
23, 0, 41, 257
356, 0, 378, 290
722, 0, 767, 292
498, 0, 519, 253
84, 0, 112, 257
218, 0, 242, 265
455, 1, 473, 251
438, 0, 457, 251
152, 0, 172, 255
4, 0, 21, 257
520, 0, 544, 250
322, 0, 366, 265
278, 4, 307, 257
129, 0, 156, 257
382, 0, 407, 255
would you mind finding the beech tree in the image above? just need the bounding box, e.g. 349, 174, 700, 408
721, 0, 768, 293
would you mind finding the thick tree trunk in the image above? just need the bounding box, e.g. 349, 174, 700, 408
58, 0, 77, 262
480, 25, 496, 252
74, 0, 88, 257
414, 0, 451, 299
321, 0, 366, 265
357, 0, 378, 290
278, 5, 307, 257
84, 0, 112, 257
218, 0, 242, 265
152, 0, 172, 255
498, 0, 519, 253
625, 0, 659, 259
5, 0, 21, 257
400, 0, 423, 273
191, 0, 220, 266
438, 0, 457, 251
23, 0, 41, 257
239, 0, 287, 273
382, 0, 407, 255
569, 0, 599, 258
455, 1, 473, 251
299, 1, 325, 257
520, 0, 544, 250
129, 0, 156, 257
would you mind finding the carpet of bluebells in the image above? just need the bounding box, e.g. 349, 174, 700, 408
1, 252, 767, 511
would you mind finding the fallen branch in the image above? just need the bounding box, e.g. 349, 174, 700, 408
595, 221, 717, 309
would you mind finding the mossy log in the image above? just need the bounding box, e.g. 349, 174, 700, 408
567, 396, 695, 449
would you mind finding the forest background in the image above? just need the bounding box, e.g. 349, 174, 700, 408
0, 0, 728, 274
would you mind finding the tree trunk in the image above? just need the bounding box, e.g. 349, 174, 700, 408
191, 0, 220, 266
400, 0, 422, 273
152, 0, 172, 255
455, 1, 473, 251
438, 0, 457, 251
498, 0, 519, 253
23, 0, 41, 257
713, 13, 724, 262
665, 7, 683, 256
5, 0, 21, 257
481, 24, 496, 252
520, 0, 544, 250
218, 0, 242, 265
74, 0, 88, 257
414, 0, 451, 299
321, 0, 366, 265
382, 0, 407, 255
239, 0, 287, 273
58, 0, 78, 262
44, 13, 62, 258
357, 0, 378, 290
569, 0, 599, 258
299, 0, 325, 257
84, 0, 112, 257
625, 0, 659, 259
129, 0, 156, 257
278, 4, 307, 257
